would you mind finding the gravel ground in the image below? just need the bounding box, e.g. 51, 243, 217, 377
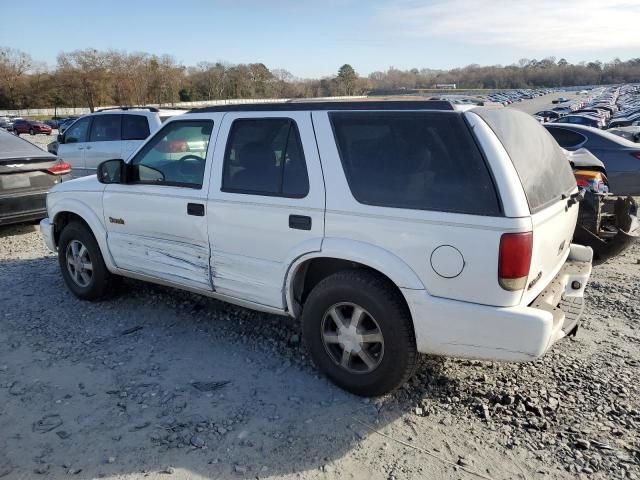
0, 128, 638, 480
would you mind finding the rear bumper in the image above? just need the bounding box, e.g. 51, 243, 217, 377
404, 244, 593, 362
0, 190, 47, 226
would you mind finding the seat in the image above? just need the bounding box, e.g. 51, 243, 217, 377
230, 142, 281, 193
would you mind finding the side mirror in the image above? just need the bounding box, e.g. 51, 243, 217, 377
57, 133, 64, 144
97, 159, 126, 184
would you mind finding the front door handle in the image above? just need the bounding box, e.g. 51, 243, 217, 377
187, 203, 205, 216
289, 215, 311, 230
85, 145, 92, 150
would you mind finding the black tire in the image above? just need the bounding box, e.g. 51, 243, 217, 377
58, 221, 113, 300
29, 128, 35, 135
302, 270, 417, 397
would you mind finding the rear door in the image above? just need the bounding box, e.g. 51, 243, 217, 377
58, 117, 91, 177
473, 108, 579, 304
207, 112, 325, 308
86, 114, 122, 175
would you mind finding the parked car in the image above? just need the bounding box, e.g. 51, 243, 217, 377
552, 97, 570, 104
563, 148, 638, 263
534, 110, 562, 121
58, 117, 79, 134
544, 123, 640, 195
0, 129, 71, 225
607, 126, 640, 143
40, 102, 593, 396
552, 114, 604, 129
0, 116, 15, 131
13, 119, 53, 136
57, 108, 164, 177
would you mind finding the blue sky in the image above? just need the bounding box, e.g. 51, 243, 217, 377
1, 0, 639, 78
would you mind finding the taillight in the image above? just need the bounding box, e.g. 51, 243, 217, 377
498, 232, 533, 291
576, 179, 589, 187
47, 161, 71, 175
630, 152, 640, 161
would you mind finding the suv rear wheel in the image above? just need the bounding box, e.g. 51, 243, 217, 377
58, 222, 114, 300
302, 270, 417, 397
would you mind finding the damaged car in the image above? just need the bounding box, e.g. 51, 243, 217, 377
564, 148, 639, 264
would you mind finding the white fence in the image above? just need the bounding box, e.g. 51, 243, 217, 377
0, 96, 368, 117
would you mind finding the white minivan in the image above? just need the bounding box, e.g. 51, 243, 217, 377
40, 100, 593, 396
57, 108, 187, 177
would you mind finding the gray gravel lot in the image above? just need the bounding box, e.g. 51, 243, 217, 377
0, 117, 638, 480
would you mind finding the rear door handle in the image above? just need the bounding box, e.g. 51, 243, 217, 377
289, 215, 311, 230
187, 203, 205, 216
85, 145, 92, 150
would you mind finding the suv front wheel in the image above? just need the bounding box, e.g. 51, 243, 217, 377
58, 221, 114, 300
302, 270, 417, 397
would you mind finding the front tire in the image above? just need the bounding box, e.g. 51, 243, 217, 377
29, 128, 35, 135
58, 221, 113, 300
302, 270, 417, 397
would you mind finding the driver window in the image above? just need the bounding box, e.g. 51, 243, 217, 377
130, 120, 213, 188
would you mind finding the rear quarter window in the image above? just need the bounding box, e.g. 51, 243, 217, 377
330, 111, 501, 216
474, 108, 576, 214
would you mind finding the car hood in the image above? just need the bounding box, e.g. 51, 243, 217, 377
50, 174, 105, 194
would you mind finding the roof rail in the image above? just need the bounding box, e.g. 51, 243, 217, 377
95, 106, 160, 113
189, 100, 455, 113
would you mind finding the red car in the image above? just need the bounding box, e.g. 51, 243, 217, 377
13, 119, 52, 136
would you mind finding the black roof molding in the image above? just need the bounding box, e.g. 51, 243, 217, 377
96, 106, 160, 113
189, 100, 455, 113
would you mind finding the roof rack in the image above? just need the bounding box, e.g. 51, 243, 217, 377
96, 106, 160, 113
189, 100, 455, 113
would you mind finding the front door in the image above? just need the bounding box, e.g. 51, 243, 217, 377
207, 112, 326, 308
58, 116, 92, 177
104, 116, 222, 290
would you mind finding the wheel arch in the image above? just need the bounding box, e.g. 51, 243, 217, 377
51, 200, 115, 270
284, 238, 426, 318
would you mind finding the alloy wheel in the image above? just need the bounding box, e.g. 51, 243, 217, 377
321, 302, 385, 374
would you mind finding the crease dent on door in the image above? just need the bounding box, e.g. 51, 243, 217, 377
109, 232, 210, 288
210, 250, 282, 307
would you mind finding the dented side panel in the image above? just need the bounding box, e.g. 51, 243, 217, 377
108, 232, 211, 289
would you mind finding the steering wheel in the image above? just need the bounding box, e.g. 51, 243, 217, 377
177, 155, 204, 181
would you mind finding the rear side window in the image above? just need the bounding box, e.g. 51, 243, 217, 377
222, 118, 309, 198
545, 127, 587, 148
475, 108, 576, 214
89, 115, 121, 142
123, 115, 150, 140
330, 112, 500, 215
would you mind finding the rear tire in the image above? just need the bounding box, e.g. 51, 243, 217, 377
58, 221, 113, 300
302, 270, 417, 397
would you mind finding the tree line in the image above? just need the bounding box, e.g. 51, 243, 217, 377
1, 47, 640, 111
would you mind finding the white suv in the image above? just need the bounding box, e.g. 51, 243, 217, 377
57, 108, 187, 178
40, 101, 593, 396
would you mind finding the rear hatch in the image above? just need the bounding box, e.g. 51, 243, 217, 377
474, 108, 580, 304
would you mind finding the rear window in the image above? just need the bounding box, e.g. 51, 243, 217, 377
330, 112, 501, 216
474, 108, 576, 214
545, 127, 587, 148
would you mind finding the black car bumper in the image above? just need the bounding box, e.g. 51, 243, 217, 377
0, 189, 48, 226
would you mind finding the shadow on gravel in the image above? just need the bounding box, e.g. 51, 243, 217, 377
0, 256, 458, 480
0, 222, 39, 239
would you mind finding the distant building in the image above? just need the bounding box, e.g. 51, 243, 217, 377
435, 83, 457, 90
